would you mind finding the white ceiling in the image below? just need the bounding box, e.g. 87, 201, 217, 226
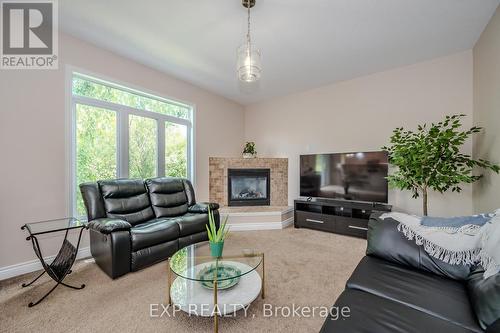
60, 0, 499, 105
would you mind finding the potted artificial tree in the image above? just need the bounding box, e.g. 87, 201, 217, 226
206, 207, 229, 257
382, 114, 499, 216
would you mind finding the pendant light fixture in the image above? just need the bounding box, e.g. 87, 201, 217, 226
237, 0, 262, 83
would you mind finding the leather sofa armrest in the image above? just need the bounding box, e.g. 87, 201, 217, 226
188, 202, 220, 214
88, 218, 132, 234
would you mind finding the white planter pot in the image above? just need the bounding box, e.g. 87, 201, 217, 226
242, 153, 255, 159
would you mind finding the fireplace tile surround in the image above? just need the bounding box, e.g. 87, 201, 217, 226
209, 157, 288, 207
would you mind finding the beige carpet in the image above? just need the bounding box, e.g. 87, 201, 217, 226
0, 227, 366, 333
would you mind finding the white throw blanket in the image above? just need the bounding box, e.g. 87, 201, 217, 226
479, 216, 500, 278
380, 211, 500, 277
380, 212, 484, 265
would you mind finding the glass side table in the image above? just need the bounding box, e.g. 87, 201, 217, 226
21, 217, 88, 307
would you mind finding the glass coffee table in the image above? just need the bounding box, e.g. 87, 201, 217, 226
168, 242, 265, 333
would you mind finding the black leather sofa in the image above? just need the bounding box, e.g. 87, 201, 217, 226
80, 177, 219, 279
320, 213, 500, 333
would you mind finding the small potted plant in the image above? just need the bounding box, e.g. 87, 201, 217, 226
243, 141, 257, 158
206, 207, 229, 258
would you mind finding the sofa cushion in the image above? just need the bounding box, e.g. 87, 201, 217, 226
179, 231, 209, 249
99, 179, 154, 225
175, 213, 210, 236
347, 256, 482, 332
367, 213, 472, 280
320, 289, 475, 333
145, 178, 189, 217
467, 267, 500, 330
80, 182, 106, 220
130, 218, 180, 251
182, 179, 197, 206
131, 239, 178, 271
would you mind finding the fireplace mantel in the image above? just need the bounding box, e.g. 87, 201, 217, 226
209, 157, 288, 207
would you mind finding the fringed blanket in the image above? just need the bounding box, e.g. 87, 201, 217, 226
380, 211, 500, 278
380, 212, 483, 265
479, 216, 500, 278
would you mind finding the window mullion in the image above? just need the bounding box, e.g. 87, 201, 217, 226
70, 100, 77, 216
187, 125, 193, 181
158, 120, 166, 177
72, 95, 191, 127
118, 111, 129, 178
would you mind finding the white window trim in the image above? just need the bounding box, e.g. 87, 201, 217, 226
65, 65, 196, 218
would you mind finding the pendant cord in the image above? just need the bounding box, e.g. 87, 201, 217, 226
239, 0, 260, 81
247, 4, 251, 48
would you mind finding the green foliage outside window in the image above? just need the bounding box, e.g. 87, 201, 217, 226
73, 76, 190, 119
129, 115, 157, 179
73, 75, 191, 217
166, 122, 188, 178
75, 105, 117, 216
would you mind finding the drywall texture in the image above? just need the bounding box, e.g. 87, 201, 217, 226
0, 33, 245, 270
473, 7, 500, 213
244, 51, 474, 217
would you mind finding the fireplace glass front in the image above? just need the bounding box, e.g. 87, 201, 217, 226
228, 168, 270, 206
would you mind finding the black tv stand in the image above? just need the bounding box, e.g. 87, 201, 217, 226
294, 198, 392, 238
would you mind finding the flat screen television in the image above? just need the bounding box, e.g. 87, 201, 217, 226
300, 151, 388, 203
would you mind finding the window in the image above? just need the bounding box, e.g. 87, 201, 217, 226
71, 73, 193, 217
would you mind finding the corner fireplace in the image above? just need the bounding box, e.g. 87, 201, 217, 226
228, 168, 270, 206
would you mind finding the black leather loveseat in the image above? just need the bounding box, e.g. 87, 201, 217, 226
80, 177, 219, 279
320, 213, 500, 333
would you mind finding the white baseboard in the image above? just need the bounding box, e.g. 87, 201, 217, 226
0, 246, 91, 281
228, 217, 294, 231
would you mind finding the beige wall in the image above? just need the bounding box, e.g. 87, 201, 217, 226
244, 51, 474, 217
0, 33, 245, 270
473, 7, 500, 213
1, 28, 492, 273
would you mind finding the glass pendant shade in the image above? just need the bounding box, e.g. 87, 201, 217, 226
237, 43, 262, 83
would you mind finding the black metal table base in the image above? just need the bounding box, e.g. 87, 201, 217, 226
21, 225, 87, 307
25, 280, 85, 308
